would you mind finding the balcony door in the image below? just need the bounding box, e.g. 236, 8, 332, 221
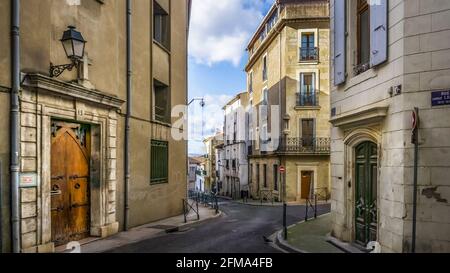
301, 119, 315, 148
299, 73, 316, 106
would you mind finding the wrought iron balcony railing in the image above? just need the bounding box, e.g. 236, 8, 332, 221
300, 47, 319, 62
296, 92, 319, 107
278, 137, 330, 154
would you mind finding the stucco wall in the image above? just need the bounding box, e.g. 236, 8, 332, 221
329, 0, 450, 252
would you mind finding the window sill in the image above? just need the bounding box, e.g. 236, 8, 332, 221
299, 60, 319, 65
153, 39, 171, 54
344, 68, 378, 92
150, 180, 168, 186
151, 119, 172, 128
294, 106, 321, 111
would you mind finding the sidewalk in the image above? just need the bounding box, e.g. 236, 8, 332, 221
57, 202, 221, 253
275, 213, 345, 253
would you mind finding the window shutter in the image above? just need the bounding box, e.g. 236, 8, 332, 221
333, 0, 346, 85
370, 0, 388, 67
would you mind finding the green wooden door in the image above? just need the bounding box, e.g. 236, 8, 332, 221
355, 141, 378, 246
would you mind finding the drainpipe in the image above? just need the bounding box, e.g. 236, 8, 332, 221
124, 0, 132, 231
186, 0, 192, 201
10, 0, 21, 253
0, 160, 3, 253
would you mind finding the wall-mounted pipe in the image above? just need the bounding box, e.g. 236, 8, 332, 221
0, 159, 3, 253
124, 0, 132, 231
10, 0, 21, 253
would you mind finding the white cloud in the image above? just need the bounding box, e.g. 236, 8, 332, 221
189, 0, 270, 67
188, 94, 233, 154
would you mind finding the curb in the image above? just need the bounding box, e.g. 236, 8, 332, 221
271, 212, 333, 254
275, 230, 307, 253
80, 209, 223, 253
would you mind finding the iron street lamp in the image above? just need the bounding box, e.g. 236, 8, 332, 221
50, 26, 87, 78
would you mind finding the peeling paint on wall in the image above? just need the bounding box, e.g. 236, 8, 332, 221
422, 187, 448, 203
66, 0, 80, 6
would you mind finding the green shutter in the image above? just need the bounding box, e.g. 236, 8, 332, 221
150, 140, 169, 184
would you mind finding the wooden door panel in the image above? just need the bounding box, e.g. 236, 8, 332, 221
301, 172, 312, 199
354, 142, 378, 246
51, 122, 90, 246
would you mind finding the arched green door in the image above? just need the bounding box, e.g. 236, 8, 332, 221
355, 141, 378, 246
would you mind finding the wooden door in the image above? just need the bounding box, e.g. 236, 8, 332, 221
355, 141, 378, 246
301, 171, 313, 199
51, 121, 91, 246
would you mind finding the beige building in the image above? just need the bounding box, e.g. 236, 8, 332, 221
0, 0, 190, 253
203, 133, 223, 193
329, 0, 450, 252
246, 0, 331, 203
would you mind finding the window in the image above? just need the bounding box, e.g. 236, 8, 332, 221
151, 140, 168, 184
262, 55, 268, 82
274, 165, 279, 191
263, 164, 267, 188
232, 159, 236, 170
153, 80, 170, 123
356, 0, 370, 75
249, 71, 253, 93
300, 33, 318, 61
301, 119, 315, 147
153, 1, 169, 49
298, 73, 316, 106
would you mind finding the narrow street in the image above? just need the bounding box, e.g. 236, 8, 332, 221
106, 199, 331, 253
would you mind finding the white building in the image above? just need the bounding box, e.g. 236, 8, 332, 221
222, 92, 250, 199
329, 0, 450, 252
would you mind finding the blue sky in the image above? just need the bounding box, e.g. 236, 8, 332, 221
188, 0, 273, 155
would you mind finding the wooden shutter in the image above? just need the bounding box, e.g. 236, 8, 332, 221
333, 0, 346, 85
370, 0, 388, 67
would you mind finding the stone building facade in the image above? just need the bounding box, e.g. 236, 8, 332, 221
222, 93, 250, 199
203, 133, 223, 193
0, 0, 190, 253
329, 0, 450, 252
246, 0, 331, 203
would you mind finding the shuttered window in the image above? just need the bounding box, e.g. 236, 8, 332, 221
370, 0, 388, 67
333, 0, 346, 85
151, 140, 169, 184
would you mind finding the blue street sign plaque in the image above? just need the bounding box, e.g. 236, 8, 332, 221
431, 90, 450, 107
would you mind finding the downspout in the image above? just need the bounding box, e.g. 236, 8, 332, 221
10, 0, 21, 253
186, 0, 192, 201
124, 0, 132, 231
276, 4, 284, 202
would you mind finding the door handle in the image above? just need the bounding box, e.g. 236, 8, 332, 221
51, 206, 64, 212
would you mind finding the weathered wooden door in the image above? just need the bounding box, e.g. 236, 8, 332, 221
51, 121, 91, 246
301, 171, 313, 199
355, 141, 378, 246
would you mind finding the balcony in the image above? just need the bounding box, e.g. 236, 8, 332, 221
300, 47, 319, 62
278, 137, 330, 155
296, 92, 319, 108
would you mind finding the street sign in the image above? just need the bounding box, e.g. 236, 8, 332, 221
279, 166, 285, 173
20, 173, 37, 188
431, 90, 450, 107
411, 108, 418, 130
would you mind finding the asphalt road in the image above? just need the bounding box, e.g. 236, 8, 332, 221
107, 199, 331, 253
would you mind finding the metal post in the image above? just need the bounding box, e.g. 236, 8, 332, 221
183, 200, 187, 223
412, 108, 419, 253
196, 200, 199, 220
305, 199, 308, 222
282, 171, 287, 240
314, 194, 317, 219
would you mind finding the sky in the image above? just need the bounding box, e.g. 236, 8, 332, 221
188, 0, 274, 155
